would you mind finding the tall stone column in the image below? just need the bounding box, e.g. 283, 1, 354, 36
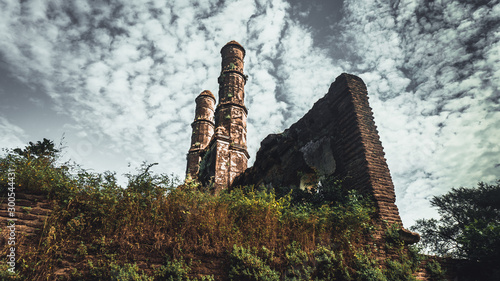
197, 41, 250, 191
215, 40, 248, 146
186, 90, 215, 178
187, 41, 249, 191
211, 40, 249, 190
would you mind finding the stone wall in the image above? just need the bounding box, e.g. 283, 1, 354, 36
0, 192, 52, 273
0, 192, 51, 241
234, 73, 413, 233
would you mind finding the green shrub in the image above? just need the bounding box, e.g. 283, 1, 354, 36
425, 260, 446, 281
0, 140, 423, 281
312, 246, 350, 280
385, 260, 417, 281
85, 261, 153, 281
155, 258, 192, 281
284, 241, 313, 280
353, 251, 386, 281
228, 245, 280, 281
382, 225, 422, 281
110, 263, 153, 281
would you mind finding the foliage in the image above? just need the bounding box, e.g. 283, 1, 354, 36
86, 262, 154, 281
353, 250, 386, 281
274, 175, 348, 206
312, 246, 350, 280
425, 260, 446, 281
12, 138, 59, 159
283, 241, 312, 280
411, 181, 500, 278
0, 140, 70, 197
155, 257, 214, 281
0, 139, 423, 280
110, 263, 154, 281
382, 225, 422, 281
228, 245, 280, 281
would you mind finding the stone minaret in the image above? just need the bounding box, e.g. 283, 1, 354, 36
186, 90, 216, 178
211, 40, 249, 189
187, 40, 249, 191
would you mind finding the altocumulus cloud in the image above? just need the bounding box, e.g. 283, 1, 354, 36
0, 0, 341, 185
0, 116, 26, 149
0, 0, 498, 226
338, 0, 500, 224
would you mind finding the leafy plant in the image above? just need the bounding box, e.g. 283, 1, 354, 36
0, 140, 425, 281
312, 246, 350, 280
228, 245, 280, 281
155, 257, 191, 281
425, 260, 446, 281
284, 241, 313, 280
110, 263, 153, 281
411, 181, 500, 279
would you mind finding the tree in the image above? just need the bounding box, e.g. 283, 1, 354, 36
13, 138, 60, 159
411, 180, 500, 279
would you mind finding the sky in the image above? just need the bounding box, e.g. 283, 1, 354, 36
0, 0, 499, 227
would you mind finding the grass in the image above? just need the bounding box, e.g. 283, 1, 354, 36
0, 142, 423, 280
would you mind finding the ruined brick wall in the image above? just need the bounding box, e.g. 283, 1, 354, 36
185, 45, 407, 230
333, 74, 401, 225
0, 192, 52, 273
0, 193, 51, 241
234, 73, 405, 227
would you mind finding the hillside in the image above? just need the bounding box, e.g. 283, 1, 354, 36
0, 147, 432, 280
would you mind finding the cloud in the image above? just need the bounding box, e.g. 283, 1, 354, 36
338, 0, 500, 225
0, 0, 343, 181
0, 116, 26, 152
1, 0, 498, 228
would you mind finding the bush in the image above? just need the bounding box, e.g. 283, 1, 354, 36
411, 181, 500, 279
0, 140, 422, 280
110, 263, 154, 281
155, 258, 192, 281
228, 245, 280, 281
425, 260, 446, 281
312, 246, 350, 280
284, 241, 313, 280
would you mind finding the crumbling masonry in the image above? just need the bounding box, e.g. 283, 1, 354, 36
186, 41, 418, 243
186, 41, 249, 191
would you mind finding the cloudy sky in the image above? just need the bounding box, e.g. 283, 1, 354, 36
1, 0, 499, 227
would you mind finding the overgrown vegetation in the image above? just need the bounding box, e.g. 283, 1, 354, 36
425, 260, 446, 281
1, 140, 422, 280
411, 181, 500, 280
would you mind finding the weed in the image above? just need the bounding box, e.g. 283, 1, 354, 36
0, 140, 426, 280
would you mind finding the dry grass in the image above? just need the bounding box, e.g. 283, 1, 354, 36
1, 149, 418, 280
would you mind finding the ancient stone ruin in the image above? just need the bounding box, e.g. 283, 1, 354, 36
186, 41, 249, 192
234, 73, 419, 243
186, 40, 419, 242
235, 73, 403, 226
